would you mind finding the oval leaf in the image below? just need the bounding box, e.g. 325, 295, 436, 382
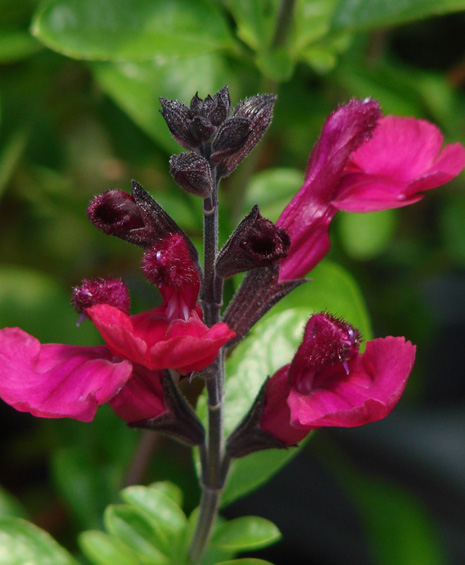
220, 259, 371, 506
212, 516, 281, 550
331, 0, 465, 32
32, 0, 234, 61
79, 530, 140, 565
104, 505, 170, 564
0, 518, 77, 565
121, 485, 187, 537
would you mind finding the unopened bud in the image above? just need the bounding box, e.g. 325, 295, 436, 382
71, 277, 130, 315
87, 190, 144, 236
169, 153, 213, 197
159, 98, 197, 151
141, 233, 201, 310
216, 205, 290, 278
289, 313, 362, 395
213, 94, 277, 177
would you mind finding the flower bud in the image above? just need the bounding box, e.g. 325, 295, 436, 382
87, 190, 144, 235
160, 86, 232, 151
289, 313, 362, 395
141, 233, 201, 313
169, 152, 213, 197
71, 277, 130, 315
216, 205, 290, 278
88, 181, 198, 256
212, 94, 277, 177
159, 98, 198, 151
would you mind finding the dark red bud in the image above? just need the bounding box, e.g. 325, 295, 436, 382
216, 206, 291, 278
71, 277, 130, 315
159, 98, 197, 150
211, 117, 251, 162
87, 190, 144, 235
214, 94, 277, 177
169, 152, 213, 198
289, 313, 362, 394
141, 233, 201, 310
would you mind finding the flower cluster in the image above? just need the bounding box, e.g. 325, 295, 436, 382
0, 87, 464, 459
0, 192, 234, 430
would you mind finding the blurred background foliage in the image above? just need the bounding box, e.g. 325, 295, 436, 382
1, 0, 465, 563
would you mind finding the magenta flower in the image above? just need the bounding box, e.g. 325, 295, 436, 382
277, 101, 465, 281
260, 313, 416, 446
0, 235, 234, 423
0, 327, 133, 422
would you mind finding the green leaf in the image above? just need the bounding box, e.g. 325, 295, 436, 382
243, 167, 303, 221
0, 31, 42, 63
331, 0, 465, 32
353, 478, 445, 565
121, 484, 187, 538
263, 260, 373, 340
0, 128, 29, 200
219, 259, 371, 506
337, 210, 397, 260
224, 0, 278, 51
104, 505, 170, 564
147, 481, 184, 507
79, 530, 141, 565
0, 518, 77, 565
92, 52, 232, 153
51, 446, 118, 529
0, 266, 97, 345
215, 557, 273, 565
32, 0, 234, 61
212, 516, 281, 551
0, 487, 26, 519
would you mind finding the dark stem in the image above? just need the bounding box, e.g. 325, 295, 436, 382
189, 174, 227, 564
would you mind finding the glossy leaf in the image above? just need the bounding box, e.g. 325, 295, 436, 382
32, 0, 234, 60
331, 0, 465, 32
212, 516, 281, 550
243, 167, 304, 221
104, 505, 170, 564
147, 481, 184, 507
337, 210, 397, 260
219, 259, 371, 506
79, 530, 140, 565
0, 518, 77, 565
121, 484, 187, 538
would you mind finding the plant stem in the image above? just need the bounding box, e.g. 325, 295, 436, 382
271, 0, 296, 49
189, 177, 226, 564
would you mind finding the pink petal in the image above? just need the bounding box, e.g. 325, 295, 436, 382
346, 116, 445, 181
332, 173, 423, 212
277, 99, 381, 280
109, 365, 166, 423
147, 322, 235, 373
260, 365, 309, 446
288, 337, 416, 429
0, 328, 133, 422
89, 304, 235, 374
334, 117, 465, 211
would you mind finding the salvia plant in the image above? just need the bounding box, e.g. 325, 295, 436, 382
1, 85, 465, 564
